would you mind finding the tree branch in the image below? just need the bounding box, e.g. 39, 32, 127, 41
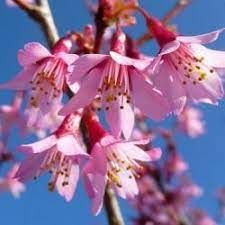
104, 187, 125, 225
13, 0, 59, 48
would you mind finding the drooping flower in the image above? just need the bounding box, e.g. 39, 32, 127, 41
0, 39, 78, 126
0, 92, 26, 141
0, 164, 25, 198
15, 112, 88, 201
82, 112, 161, 215
177, 106, 205, 138
60, 31, 169, 139
143, 13, 225, 114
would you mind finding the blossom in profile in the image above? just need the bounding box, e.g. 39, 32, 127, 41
0, 164, 25, 198
0, 39, 78, 126
144, 14, 225, 114
82, 112, 161, 215
0, 92, 26, 141
15, 113, 88, 201
60, 31, 169, 139
177, 106, 205, 138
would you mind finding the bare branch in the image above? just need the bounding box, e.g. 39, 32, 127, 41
162, 0, 192, 24
12, 0, 59, 48
104, 187, 125, 225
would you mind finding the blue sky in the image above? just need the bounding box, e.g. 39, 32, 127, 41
1, 0, 225, 224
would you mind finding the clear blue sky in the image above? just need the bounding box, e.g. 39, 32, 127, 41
1, 0, 225, 224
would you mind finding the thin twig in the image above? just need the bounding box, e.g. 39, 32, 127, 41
13, 0, 59, 47
136, 0, 192, 46
104, 187, 125, 225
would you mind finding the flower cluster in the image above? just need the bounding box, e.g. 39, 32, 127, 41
1, 0, 225, 221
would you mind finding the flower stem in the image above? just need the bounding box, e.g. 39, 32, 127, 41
104, 187, 125, 225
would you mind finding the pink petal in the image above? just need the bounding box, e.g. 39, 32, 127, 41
177, 28, 225, 44
18, 42, 51, 66
15, 152, 47, 182
115, 171, 138, 199
0, 66, 37, 90
151, 61, 187, 114
110, 51, 152, 70
90, 173, 106, 215
57, 135, 88, 156
120, 144, 151, 162
123, 137, 150, 146
10, 180, 26, 198
159, 40, 180, 56
56, 52, 79, 65
185, 73, 224, 104
59, 68, 102, 116
90, 143, 107, 175
146, 147, 162, 161
191, 44, 225, 68
131, 69, 170, 120
56, 164, 79, 202
18, 135, 57, 154
105, 94, 134, 139
69, 54, 108, 83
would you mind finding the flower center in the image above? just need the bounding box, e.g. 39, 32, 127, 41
168, 44, 215, 85
34, 149, 72, 191
29, 59, 65, 108
95, 61, 131, 111
106, 149, 143, 188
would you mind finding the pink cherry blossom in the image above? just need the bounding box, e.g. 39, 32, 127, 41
163, 152, 188, 179
15, 113, 88, 201
82, 113, 161, 215
0, 92, 26, 142
145, 15, 225, 114
177, 106, 205, 138
188, 209, 217, 225
0, 39, 78, 126
0, 164, 25, 198
60, 31, 169, 139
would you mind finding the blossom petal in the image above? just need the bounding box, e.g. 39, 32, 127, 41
15, 152, 47, 182
69, 54, 108, 83
56, 164, 79, 202
177, 28, 225, 44
120, 144, 151, 162
60, 68, 102, 115
18, 135, 57, 154
191, 44, 225, 68
151, 61, 187, 114
0, 66, 37, 90
18, 42, 51, 66
57, 135, 88, 156
89, 173, 106, 215
185, 73, 224, 104
146, 148, 162, 161
131, 69, 170, 120
110, 51, 152, 70
115, 171, 138, 199
159, 40, 180, 56
56, 52, 79, 65
105, 94, 134, 139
